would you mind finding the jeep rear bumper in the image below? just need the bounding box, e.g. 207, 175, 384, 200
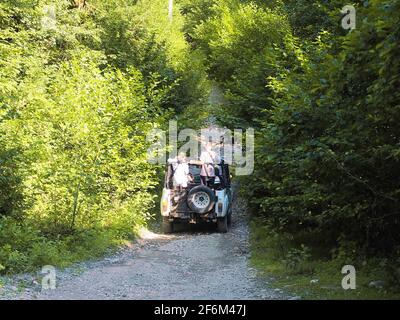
167, 210, 217, 223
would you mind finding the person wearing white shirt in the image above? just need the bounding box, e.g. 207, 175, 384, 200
172, 153, 189, 189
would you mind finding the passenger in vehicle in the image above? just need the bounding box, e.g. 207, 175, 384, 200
200, 143, 220, 186
172, 152, 190, 189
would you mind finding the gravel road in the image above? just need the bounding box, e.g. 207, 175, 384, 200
0, 196, 287, 300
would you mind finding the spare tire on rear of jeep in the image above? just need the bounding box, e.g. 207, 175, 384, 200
187, 185, 215, 214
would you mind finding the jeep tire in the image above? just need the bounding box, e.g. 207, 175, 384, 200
217, 216, 228, 233
187, 185, 215, 214
162, 217, 174, 234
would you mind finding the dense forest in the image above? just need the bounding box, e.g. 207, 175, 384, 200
0, 0, 207, 273
183, 0, 400, 290
1, 0, 400, 294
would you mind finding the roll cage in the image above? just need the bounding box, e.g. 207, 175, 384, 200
164, 160, 231, 190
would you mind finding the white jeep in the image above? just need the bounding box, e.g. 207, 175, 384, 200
160, 159, 232, 233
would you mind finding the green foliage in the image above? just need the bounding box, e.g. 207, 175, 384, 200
178, 0, 217, 37
250, 220, 400, 299
0, 0, 207, 273
252, 0, 400, 255
283, 245, 313, 274
193, 0, 297, 126
92, 0, 208, 113
282, 0, 348, 40
193, 0, 400, 261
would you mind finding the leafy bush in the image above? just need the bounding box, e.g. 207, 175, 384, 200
283, 245, 313, 274
0, 0, 207, 273
193, 0, 400, 259
252, 0, 400, 254
193, 0, 295, 126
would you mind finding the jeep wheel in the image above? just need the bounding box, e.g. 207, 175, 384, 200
187, 185, 215, 214
162, 217, 174, 234
227, 213, 232, 226
217, 216, 228, 233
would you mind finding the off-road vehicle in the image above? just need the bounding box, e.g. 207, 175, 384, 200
160, 159, 232, 233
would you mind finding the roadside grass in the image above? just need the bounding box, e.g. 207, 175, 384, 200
250, 219, 400, 300
0, 218, 145, 275
0, 177, 166, 276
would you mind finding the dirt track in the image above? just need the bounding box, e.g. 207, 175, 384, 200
1, 196, 287, 300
